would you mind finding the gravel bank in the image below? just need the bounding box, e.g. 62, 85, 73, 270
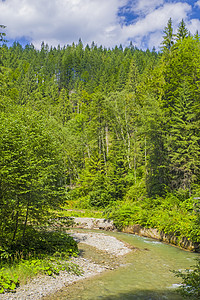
1, 232, 132, 300
70, 232, 131, 256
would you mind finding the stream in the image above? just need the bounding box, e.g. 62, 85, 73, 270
46, 230, 199, 300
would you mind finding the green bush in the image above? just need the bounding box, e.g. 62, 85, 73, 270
0, 228, 80, 294
0, 227, 78, 264
173, 258, 200, 298
0, 258, 82, 294
0, 270, 19, 294
105, 193, 200, 244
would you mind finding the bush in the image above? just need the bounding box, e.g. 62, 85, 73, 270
173, 258, 200, 298
0, 228, 79, 294
0, 270, 19, 294
0, 228, 78, 265
104, 193, 200, 244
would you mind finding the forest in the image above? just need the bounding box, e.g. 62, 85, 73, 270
0, 17, 200, 265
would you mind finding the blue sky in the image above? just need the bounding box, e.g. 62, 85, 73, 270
0, 0, 200, 50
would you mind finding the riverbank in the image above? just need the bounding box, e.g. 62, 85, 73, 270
122, 225, 200, 252
71, 217, 200, 252
1, 232, 132, 300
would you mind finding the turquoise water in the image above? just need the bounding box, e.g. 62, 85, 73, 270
49, 231, 199, 300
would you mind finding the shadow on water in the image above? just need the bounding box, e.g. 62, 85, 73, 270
51, 287, 182, 300
93, 289, 182, 300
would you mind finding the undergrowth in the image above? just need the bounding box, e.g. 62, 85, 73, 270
0, 259, 81, 294
0, 225, 80, 294
58, 204, 104, 219
173, 258, 200, 298
104, 194, 200, 245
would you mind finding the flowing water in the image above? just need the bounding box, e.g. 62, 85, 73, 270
48, 231, 199, 300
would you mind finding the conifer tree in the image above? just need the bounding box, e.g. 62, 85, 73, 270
168, 82, 200, 193
0, 108, 66, 245
162, 35, 200, 193
161, 18, 174, 52
126, 59, 139, 92
176, 19, 188, 41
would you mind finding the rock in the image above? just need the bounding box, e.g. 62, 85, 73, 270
70, 232, 132, 256
72, 217, 116, 231
122, 225, 200, 252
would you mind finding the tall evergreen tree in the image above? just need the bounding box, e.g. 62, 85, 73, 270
176, 19, 188, 41
168, 82, 200, 193
161, 18, 174, 52
162, 35, 200, 193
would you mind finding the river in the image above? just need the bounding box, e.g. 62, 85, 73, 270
46, 230, 199, 300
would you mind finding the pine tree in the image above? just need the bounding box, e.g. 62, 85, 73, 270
126, 59, 139, 92
0, 108, 66, 245
168, 82, 200, 193
162, 35, 200, 193
176, 19, 188, 41
0, 25, 7, 67
161, 18, 174, 52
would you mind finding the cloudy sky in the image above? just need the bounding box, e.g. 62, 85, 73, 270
0, 0, 200, 50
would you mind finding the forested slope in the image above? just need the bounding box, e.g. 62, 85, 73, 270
0, 19, 199, 249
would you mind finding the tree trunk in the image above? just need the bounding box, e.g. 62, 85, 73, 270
105, 125, 109, 156
21, 194, 30, 244
12, 195, 20, 244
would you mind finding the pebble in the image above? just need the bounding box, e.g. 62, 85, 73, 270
70, 232, 132, 256
0, 232, 131, 300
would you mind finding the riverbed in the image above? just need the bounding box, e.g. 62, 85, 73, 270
45, 230, 199, 300
1, 230, 199, 300
1, 231, 132, 300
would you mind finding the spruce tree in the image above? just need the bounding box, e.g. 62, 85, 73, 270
176, 19, 188, 41
161, 18, 174, 52
168, 82, 200, 193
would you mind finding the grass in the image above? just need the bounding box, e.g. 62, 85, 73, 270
0, 203, 105, 294
57, 203, 104, 219
0, 257, 82, 294
0, 225, 80, 294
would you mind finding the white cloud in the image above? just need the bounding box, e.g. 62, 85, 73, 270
0, 0, 198, 50
120, 2, 191, 49
195, 1, 200, 9
0, 0, 126, 48
132, 0, 165, 15
187, 18, 200, 34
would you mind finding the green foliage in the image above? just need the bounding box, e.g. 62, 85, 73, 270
1, 21, 200, 251
0, 270, 19, 294
176, 19, 188, 41
161, 18, 174, 52
0, 257, 81, 294
173, 258, 200, 298
58, 207, 103, 218
0, 229, 78, 264
0, 107, 66, 248
0, 228, 79, 294
0, 25, 7, 43
105, 201, 144, 230
17, 258, 81, 278
105, 193, 200, 243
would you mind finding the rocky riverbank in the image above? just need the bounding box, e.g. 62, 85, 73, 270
1, 231, 132, 300
72, 217, 200, 252
122, 225, 200, 252
72, 217, 116, 231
